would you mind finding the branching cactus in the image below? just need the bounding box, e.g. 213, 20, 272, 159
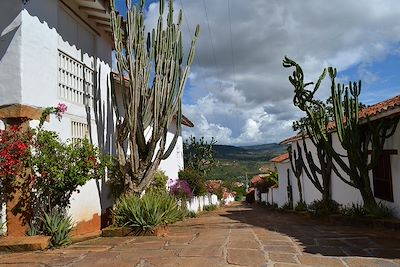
288, 143, 304, 203
110, 0, 200, 194
283, 57, 399, 208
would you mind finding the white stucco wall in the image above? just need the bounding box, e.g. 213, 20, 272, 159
0, 0, 23, 106
2, 0, 115, 227
274, 161, 291, 207
1, 0, 189, 231
158, 123, 185, 182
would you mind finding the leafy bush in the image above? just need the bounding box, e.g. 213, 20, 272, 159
31, 132, 106, 212
366, 202, 392, 218
149, 170, 168, 192
281, 202, 293, 210
0, 126, 32, 202
203, 204, 218, 212
341, 202, 392, 218
178, 169, 207, 196
340, 203, 367, 217
169, 179, 193, 199
114, 191, 186, 233
294, 201, 308, 212
234, 194, 243, 201
33, 210, 73, 248
308, 199, 340, 216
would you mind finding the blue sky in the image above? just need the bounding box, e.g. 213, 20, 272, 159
113, 0, 400, 145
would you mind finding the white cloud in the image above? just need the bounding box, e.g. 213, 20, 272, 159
141, 0, 400, 145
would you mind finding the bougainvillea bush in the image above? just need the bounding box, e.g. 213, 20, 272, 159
0, 126, 33, 203
169, 179, 193, 200
0, 103, 109, 219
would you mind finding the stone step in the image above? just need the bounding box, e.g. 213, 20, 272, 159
0, 236, 50, 252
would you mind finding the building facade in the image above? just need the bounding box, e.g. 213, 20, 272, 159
272, 96, 400, 218
0, 0, 190, 236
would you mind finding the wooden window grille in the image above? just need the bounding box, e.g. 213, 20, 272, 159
58, 50, 94, 107
71, 121, 89, 143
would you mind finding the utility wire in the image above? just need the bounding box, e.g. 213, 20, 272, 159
227, 0, 236, 84
202, 0, 219, 76
179, 0, 202, 68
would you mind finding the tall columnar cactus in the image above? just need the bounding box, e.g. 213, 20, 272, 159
110, 0, 200, 194
283, 57, 399, 208
286, 57, 334, 201
288, 143, 304, 203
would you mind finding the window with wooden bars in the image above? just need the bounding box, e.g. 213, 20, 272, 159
71, 121, 89, 143
372, 150, 397, 202
58, 50, 94, 107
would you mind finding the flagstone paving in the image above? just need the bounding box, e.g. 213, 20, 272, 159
0, 203, 399, 266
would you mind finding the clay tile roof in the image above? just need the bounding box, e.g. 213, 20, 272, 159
182, 115, 194, 128
251, 175, 263, 185
359, 95, 400, 118
270, 153, 289, 163
280, 95, 400, 144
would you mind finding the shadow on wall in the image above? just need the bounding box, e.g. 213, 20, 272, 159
86, 66, 116, 227
221, 205, 400, 259
0, 1, 21, 62
22, 0, 111, 64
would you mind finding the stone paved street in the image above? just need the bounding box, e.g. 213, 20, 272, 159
0, 203, 399, 267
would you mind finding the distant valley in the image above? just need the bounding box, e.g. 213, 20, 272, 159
205, 143, 288, 182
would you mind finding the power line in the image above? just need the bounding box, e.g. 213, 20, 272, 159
227, 0, 236, 84
179, 0, 202, 68
202, 0, 219, 75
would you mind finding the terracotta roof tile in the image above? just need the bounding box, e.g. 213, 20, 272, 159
281, 95, 400, 144
270, 153, 289, 163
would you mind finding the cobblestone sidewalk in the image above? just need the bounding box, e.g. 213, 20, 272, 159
0, 203, 399, 266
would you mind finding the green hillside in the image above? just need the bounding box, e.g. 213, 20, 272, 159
205, 143, 288, 182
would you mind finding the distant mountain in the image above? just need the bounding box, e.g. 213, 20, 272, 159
205, 143, 288, 181
213, 143, 287, 162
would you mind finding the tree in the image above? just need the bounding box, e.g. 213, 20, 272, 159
110, 0, 200, 194
283, 57, 399, 208
183, 136, 216, 175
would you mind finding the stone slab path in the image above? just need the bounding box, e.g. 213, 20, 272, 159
0, 203, 399, 266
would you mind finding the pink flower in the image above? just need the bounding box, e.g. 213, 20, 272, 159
57, 103, 67, 113
56, 103, 67, 120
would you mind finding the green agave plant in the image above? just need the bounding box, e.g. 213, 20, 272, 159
114, 191, 187, 233
40, 210, 73, 248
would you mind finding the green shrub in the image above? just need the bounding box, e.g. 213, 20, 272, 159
340, 203, 367, 217
341, 202, 392, 219
281, 202, 293, 210
203, 204, 218, 212
114, 191, 186, 233
32, 131, 107, 213
40, 211, 73, 248
294, 201, 308, 212
308, 199, 340, 216
178, 169, 207, 196
150, 170, 169, 192
365, 202, 392, 218
234, 194, 243, 201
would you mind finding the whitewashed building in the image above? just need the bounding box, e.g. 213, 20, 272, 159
271, 96, 400, 218
0, 0, 192, 236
